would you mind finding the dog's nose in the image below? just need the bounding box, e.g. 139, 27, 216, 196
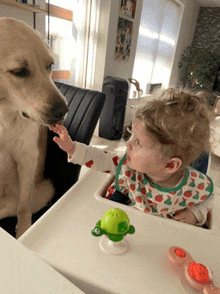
50, 102, 69, 124
51, 102, 69, 115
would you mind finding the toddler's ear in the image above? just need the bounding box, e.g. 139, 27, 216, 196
165, 157, 182, 173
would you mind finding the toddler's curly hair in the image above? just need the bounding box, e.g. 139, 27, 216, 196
135, 88, 215, 171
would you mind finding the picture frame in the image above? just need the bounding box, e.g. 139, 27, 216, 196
115, 17, 133, 61
119, 0, 137, 19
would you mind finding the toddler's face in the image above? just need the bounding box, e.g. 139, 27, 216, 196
126, 118, 167, 176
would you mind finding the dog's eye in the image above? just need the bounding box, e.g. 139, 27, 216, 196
10, 68, 29, 78
47, 63, 54, 72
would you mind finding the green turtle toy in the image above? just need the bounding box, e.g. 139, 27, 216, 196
91, 208, 135, 242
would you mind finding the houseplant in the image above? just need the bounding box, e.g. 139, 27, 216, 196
179, 47, 220, 91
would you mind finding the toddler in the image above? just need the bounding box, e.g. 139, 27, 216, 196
50, 88, 214, 226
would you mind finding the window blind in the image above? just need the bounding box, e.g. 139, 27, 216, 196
130, 0, 182, 97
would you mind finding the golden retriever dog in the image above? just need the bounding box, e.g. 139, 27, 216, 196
0, 17, 68, 238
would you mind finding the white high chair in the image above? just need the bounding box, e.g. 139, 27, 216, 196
18, 162, 220, 294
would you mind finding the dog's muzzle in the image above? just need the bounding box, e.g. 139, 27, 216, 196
47, 102, 69, 125
21, 101, 69, 125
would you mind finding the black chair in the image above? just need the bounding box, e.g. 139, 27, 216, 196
43, 82, 106, 199
189, 151, 209, 174
0, 81, 106, 237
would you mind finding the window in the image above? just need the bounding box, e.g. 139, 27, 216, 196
46, 0, 100, 88
130, 0, 182, 98
46, 0, 74, 83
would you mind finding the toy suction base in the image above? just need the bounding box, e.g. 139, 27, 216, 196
158, 254, 200, 294
181, 275, 201, 294
99, 235, 129, 255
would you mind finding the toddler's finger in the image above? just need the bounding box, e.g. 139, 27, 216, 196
173, 215, 185, 221
53, 136, 59, 143
50, 125, 66, 137
53, 136, 64, 148
49, 125, 55, 131
56, 124, 68, 135
49, 125, 60, 134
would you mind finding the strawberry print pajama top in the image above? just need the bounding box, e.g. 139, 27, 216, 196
68, 142, 214, 226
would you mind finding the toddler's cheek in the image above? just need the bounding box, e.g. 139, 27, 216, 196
132, 151, 141, 159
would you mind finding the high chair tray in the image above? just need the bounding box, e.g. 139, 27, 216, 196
0, 228, 84, 293
19, 170, 220, 294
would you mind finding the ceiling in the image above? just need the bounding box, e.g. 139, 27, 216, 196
195, 0, 220, 7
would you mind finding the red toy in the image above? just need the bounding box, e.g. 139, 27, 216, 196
168, 246, 220, 294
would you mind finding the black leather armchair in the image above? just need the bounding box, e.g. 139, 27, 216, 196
1, 81, 106, 236
43, 82, 106, 198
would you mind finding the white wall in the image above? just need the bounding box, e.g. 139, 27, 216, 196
95, 0, 200, 127
93, 0, 112, 92
103, 1, 143, 86
99, 0, 200, 90
93, 0, 144, 92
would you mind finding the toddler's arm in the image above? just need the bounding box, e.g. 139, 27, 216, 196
188, 195, 213, 226
173, 195, 213, 226
49, 124, 75, 158
173, 209, 197, 225
49, 124, 121, 175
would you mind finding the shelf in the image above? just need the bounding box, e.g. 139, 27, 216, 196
47, 4, 72, 21
52, 70, 70, 80
0, 0, 47, 13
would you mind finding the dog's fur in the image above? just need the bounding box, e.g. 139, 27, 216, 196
0, 17, 68, 238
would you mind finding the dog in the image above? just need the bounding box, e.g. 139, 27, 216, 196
0, 17, 69, 238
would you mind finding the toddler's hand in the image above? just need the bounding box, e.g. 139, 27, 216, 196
49, 124, 75, 158
173, 209, 197, 225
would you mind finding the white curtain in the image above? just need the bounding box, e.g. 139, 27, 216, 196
131, 0, 182, 96
73, 0, 101, 89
